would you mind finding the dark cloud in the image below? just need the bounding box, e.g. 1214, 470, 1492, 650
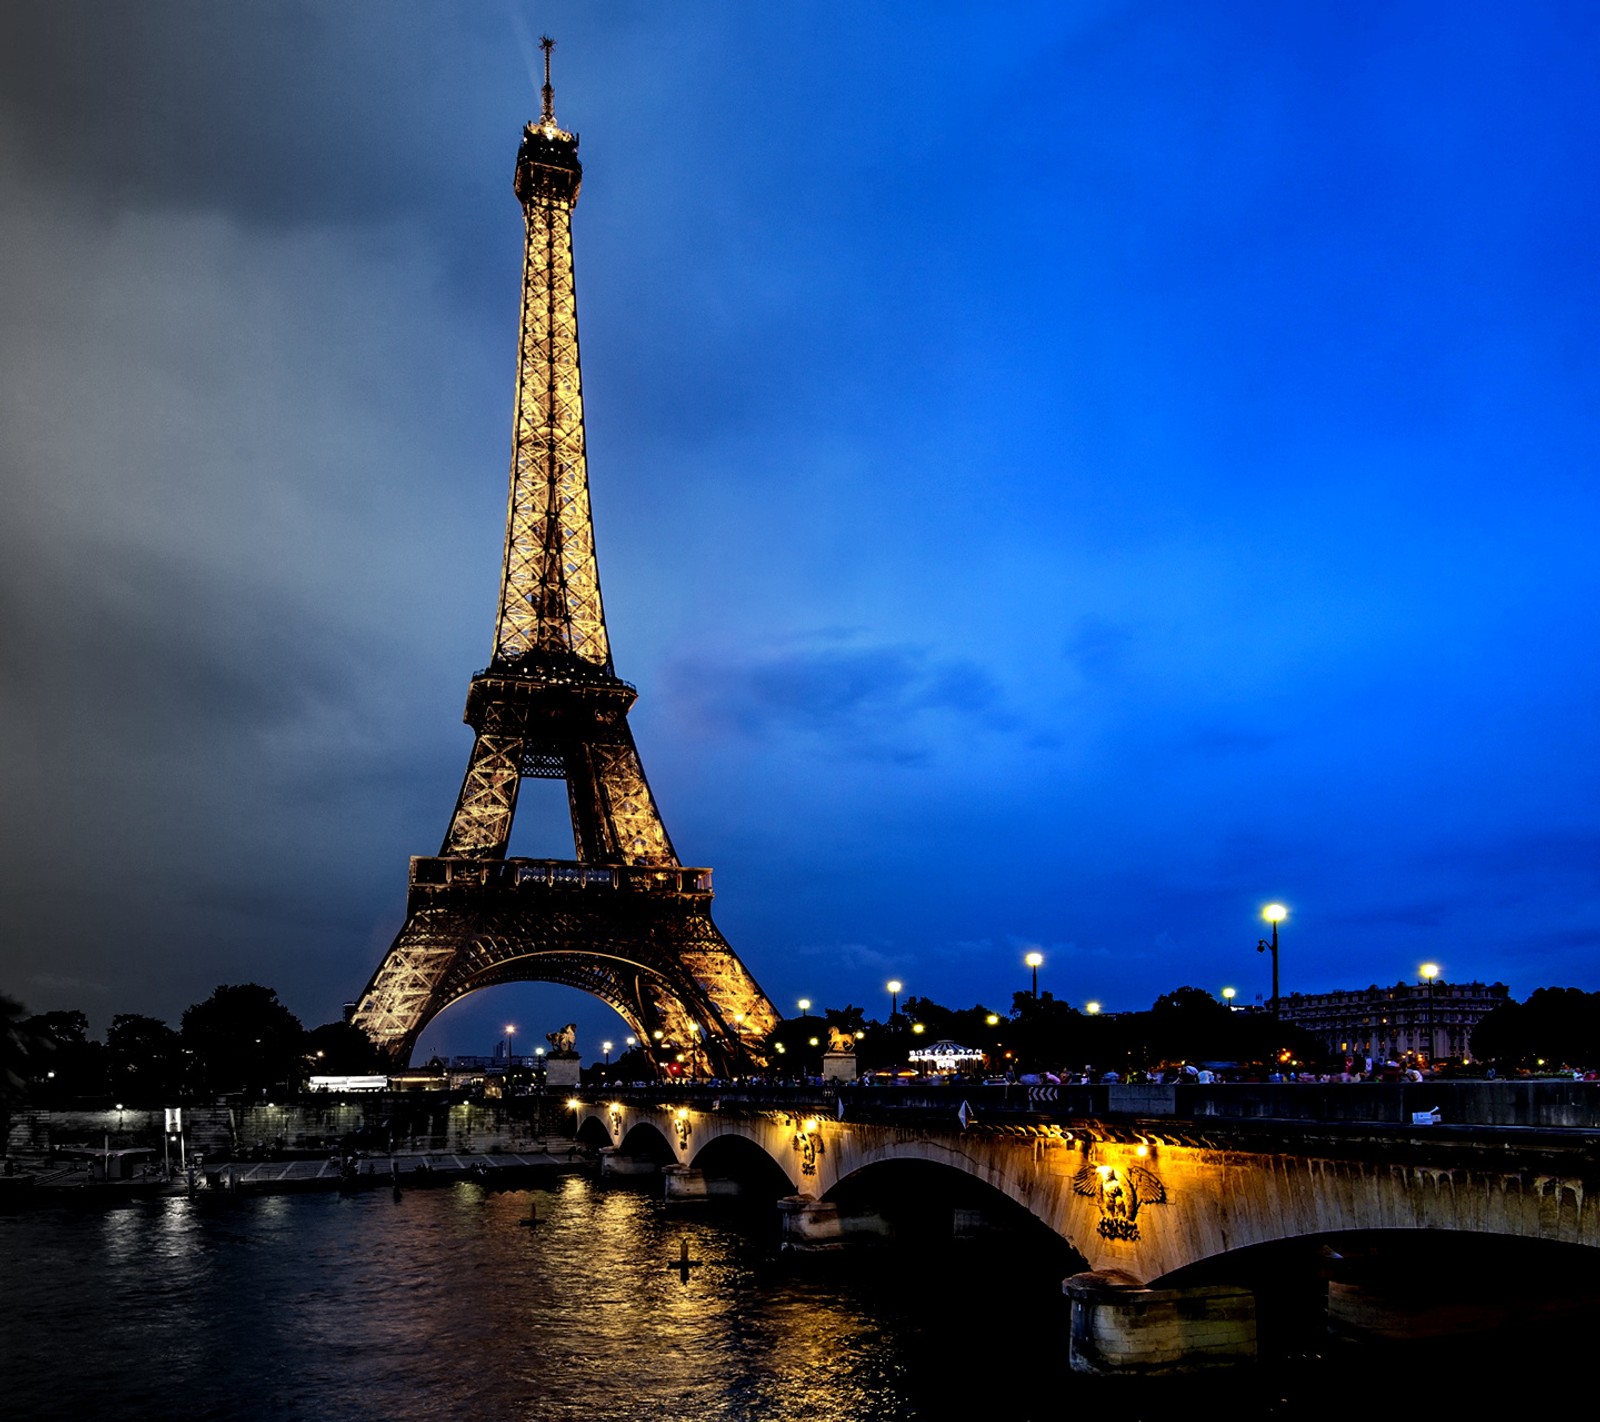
663, 637, 1014, 764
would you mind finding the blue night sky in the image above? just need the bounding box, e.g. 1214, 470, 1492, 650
2, 3, 1597, 1062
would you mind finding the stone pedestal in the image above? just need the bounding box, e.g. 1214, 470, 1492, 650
598, 1147, 659, 1179
820, 1051, 857, 1082
543, 1055, 581, 1088
777, 1193, 845, 1251
1063, 1270, 1256, 1374
662, 1164, 707, 1202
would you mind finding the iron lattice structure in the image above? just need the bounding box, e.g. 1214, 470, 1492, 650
352, 45, 779, 1073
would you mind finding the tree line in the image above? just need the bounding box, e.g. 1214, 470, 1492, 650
1, 984, 386, 1109
7, 980, 1600, 1111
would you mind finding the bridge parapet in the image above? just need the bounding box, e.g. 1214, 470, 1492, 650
590, 1079, 1600, 1131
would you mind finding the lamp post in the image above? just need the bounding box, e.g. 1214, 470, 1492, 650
1222, 987, 1236, 1011
503, 1024, 516, 1087
887, 980, 902, 1021
1025, 951, 1044, 1001
1420, 963, 1439, 1064
602, 1040, 613, 1072
798, 998, 811, 1015
1257, 904, 1287, 1021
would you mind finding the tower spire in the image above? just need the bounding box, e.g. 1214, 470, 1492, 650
540, 34, 556, 127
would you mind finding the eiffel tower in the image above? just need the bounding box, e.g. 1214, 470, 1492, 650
352, 41, 779, 1073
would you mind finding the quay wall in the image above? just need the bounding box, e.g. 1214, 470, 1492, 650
6, 1096, 574, 1161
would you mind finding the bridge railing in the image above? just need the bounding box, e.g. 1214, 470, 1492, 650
577, 1079, 1600, 1131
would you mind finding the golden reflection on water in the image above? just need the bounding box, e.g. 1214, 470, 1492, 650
6, 1173, 1067, 1422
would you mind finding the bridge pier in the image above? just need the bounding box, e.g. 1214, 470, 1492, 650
598, 1147, 659, 1181
662, 1164, 707, 1201
777, 1194, 844, 1251
1063, 1270, 1257, 1375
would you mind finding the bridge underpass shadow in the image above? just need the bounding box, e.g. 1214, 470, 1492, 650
1162, 1228, 1600, 1378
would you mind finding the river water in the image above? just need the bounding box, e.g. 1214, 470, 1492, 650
0, 1172, 1576, 1420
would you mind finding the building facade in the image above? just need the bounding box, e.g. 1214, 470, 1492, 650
1279, 980, 1510, 1065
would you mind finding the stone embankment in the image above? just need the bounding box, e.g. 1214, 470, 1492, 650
3, 1095, 590, 1201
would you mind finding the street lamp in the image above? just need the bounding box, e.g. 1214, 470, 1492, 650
1222, 987, 1236, 1010
887, 980, 902, 1019
503, 1024, 516, 1084
602, 1040, 613, 1069
1085, 1001, 1101, 1017
1025, 951, 1044, 1001
1420, 963, 1439, 1064
798, 998, 811, 1015
1257, 904, 1287, 1020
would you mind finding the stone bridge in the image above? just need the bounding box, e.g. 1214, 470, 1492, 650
574, 1081, 1600, 1371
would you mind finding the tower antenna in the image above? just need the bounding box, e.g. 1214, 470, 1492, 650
540, 35, 557, 126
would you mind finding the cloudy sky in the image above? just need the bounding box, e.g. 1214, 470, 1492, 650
3, 2, 1597, 1061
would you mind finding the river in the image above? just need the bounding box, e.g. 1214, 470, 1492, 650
0, 1172, 1575, 1419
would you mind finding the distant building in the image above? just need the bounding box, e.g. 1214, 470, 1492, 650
1280, 980, 1510, 1064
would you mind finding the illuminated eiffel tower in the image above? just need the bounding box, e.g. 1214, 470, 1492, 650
352, 41, 778, 1072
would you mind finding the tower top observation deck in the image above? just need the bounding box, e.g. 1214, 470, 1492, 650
516, 36, 581, 206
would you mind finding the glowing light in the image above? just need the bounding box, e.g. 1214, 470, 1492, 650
1025, 951, 1044, 968
1085, 1001, 1101, 1016
1421, 963, 1440, 981
567, 1098, 582, 1110
887, 980, 902, 995
985, 1013, 1000, 1026
798, 998, 811, 1013
911, 1022, 926, 1034
675, 1107, 689, 1121
1263, 903, 1288, 924
802, 1119, 818, 1134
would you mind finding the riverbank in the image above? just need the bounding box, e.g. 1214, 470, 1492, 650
0, 1143, 596, 1207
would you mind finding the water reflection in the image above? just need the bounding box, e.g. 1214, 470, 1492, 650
1, 1175, 1580, 1420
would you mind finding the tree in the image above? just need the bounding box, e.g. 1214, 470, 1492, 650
107, 1014, 182, 1102
1, 994, 51, 1110
303, 1020, 389, 1076
1472, 988, 1600, 1072
181, 984, 305, 1097
21, 1009, 106, 1098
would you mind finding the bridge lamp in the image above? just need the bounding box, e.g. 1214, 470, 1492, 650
1025, 951, 1044, 1001
985, 1013, 1000, 1027
1258, 904, 1288, 1021
887, 981, 903, 1018
602, 1040, 613, 1068
798, 998, 812, 1014
911, 1023, 926, 1035
808, 1037, 819, 1048
1420, 963, 1440, 1064
1222, 987, 1236, 1010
